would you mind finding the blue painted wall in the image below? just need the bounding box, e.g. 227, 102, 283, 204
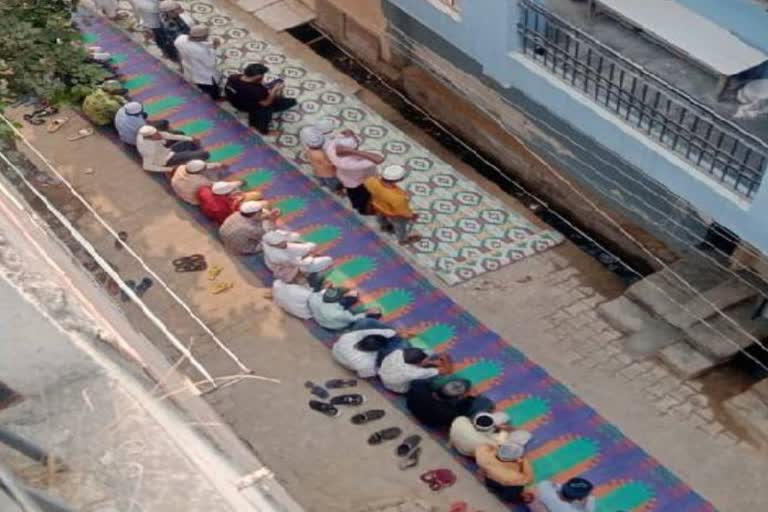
385, 0, 768, 255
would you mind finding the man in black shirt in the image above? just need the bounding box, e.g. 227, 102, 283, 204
225, 63, 298, 135
406, 377, 495, 429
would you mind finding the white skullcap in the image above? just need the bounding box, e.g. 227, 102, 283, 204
124, 102, 143, 115
212, 181, 240, 195
262, 230, 289, 245
507, 429, 532, 447
496, 441, 525, 462
335, 135, 358, 150
189, 25, 209, 38
380, 164, 406, 181
299, 126, 324, 148
138, 125, 157, 137
315, 118, 335, 134
185, 160, 206, 173
159, 0, 181, 12
239, 200, 266, 214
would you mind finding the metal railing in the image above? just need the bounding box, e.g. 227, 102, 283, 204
518, 0, 768, 198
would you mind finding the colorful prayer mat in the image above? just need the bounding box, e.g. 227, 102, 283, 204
80, 11, 715, 512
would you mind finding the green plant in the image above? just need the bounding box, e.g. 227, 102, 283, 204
0, 0, 111, 105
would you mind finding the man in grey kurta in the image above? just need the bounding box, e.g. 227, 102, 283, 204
218, 200, 273, 255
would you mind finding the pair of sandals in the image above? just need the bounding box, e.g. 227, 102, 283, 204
305, 378, 358, 400
173, 254, 208, 272
122, 278, 154, 301
23, 105, 59, 126
308, 393, 365, 417
420, 468, 457, 491
367, 429, 421, 470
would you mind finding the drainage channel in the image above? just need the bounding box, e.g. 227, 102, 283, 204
286, 23, 650, 283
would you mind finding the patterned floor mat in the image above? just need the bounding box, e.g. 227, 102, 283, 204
80, 12, 714, 512
110, 0, 563, 285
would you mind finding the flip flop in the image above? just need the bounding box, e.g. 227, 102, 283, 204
368, 427, 402, 445
67, 128, 94, 141
396, 435, 422, 458
173, 254, 207, 272
207, 264, 223, 281
47, 117, 69, 133
309, 400, 339, 418
24, 115, 45, 126
325, 378, 358, 389
351, 409, 385, 425
448, 502, 468, 512
398, 446, 421, 470
114, 231, 128, 250
419, 468, 456, 491
330, 394, 365, 406
211, 281, 234, 294
304, 381, 329, 399
121, 280, 136, 302
135, 277, 153, 297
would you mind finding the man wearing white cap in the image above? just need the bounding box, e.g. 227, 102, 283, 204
128, 0, 166, 49
170, 159, 227, 205
307, 286, 382, 331
450, 412, 531, 458
365, 164, 420, 245
269, 279, 314, 320
325, 131, 384, 214
157, 1, 190, 61
262, 230, 333, 283
475, 437, 534, 503
299, 120, 342, 193
219, 200, 277, 255
197, 181, 262, 225
114, 101, 173, 146
136, 125, 208, 173
175, 25, 222, 100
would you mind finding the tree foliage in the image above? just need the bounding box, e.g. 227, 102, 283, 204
0, 0, 111, 105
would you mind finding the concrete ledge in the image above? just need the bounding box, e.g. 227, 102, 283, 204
724, 383, 768, 448
598, 296, 655, 333
657, 341, 716, 379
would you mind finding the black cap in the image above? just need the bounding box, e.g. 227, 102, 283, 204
244, 63, 269, 77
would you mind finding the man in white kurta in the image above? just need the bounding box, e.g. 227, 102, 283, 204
174, 25, 221, 100
262, 230, 333, 283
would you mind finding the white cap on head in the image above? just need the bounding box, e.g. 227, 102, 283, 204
239, 200, 266, 214
159, 0, 181, 12
507, 429, 532, 447
189, 25, 209, 38
138, 125, 157, 137
496, 441, 525, 462
299, 126, 324, 149
262, 230, 290, 245
315, 118, 335, 134
380, 164, 406, 182
185, 160, 207, 173
212, 181, 240, 195
124, 102, 143, 115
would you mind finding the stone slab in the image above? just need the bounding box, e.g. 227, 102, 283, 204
724, 386, 768, 448
597, 296, 655, 333
237, 0, 280, 13
684, 301, 768, 362
666, 277, 756, 329
623, 318, 686, 356
658, 341, 717, 379
253, 0, 315, 31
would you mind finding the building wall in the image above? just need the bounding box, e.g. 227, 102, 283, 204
384, 0, 768, 257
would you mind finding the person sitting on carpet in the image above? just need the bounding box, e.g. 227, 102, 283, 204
197, 181, 262, 225
299, 120, 342, 194
171, 159, 228, 205
157, 0, 191, 62
325, 131, 384, 215
475, 439, 534, 504
450, 411, 529, 458
378, 347, 452, 394
218, 200, 277, 255
269, 279, 314, 320
175, 25, 222, 100
331, 323, 413, 379
224, 63, 297, 135
535, 477, 596, 512
114, 101, 176, 146
365, 164, 421, 245
262, 230, 333, 283
406, 378, 495, 429
82, 80, 127, 127
307, 286, 382, 331
136, 125, 208, 174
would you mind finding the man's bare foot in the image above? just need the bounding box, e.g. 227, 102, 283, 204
398, 234, 421, 245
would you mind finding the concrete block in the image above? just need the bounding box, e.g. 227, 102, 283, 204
344, 17, 380, 63
597, 296, 655, 333
684, 301, 768, 362
623, 319, 685, 356
666, 277, 756, 328
237, 0, 277, 12
255, 0, 315, 31
724, 388, 768, 448
315, 0, 345, 36
658, 341, 716, 379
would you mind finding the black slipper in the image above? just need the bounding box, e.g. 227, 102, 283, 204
330, 394, 365, 406
326, 378, 358, 389
351, 409, 386, 425
396, 435, 422, 458
121, 280, 136, 302
304, 381, 329, 399
398, 446, 421, 470
309, 400, 339, 417
368, 427, 402, 445
135, 277, 153, 297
